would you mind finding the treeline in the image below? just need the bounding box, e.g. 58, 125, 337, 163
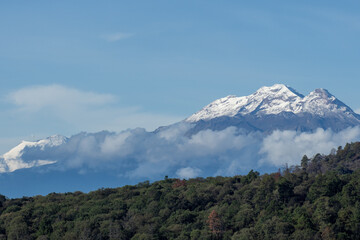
1, 142, 360, 239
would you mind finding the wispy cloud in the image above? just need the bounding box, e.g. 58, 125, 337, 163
5, 85, 183, 133
7, 84, 116, 112
101, 32, 133, 42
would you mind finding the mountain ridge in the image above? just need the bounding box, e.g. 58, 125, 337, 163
185, 84, 360, 134
186, 84, 359, 122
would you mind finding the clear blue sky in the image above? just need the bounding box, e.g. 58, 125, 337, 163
1, 1, 360, 153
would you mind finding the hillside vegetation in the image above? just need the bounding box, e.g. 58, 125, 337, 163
1, 142, 360, 239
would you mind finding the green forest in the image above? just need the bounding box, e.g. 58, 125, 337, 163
1, 142, 360, 240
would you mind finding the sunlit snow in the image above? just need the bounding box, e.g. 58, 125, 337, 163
186, 84, 356, 122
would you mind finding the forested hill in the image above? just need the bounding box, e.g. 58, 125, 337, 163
1, 143, 360, 240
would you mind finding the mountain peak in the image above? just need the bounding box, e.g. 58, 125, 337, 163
310, 88, 333, 98
255, 84, 304, 97
257, 83, 288, 91
257, 83, 289, 93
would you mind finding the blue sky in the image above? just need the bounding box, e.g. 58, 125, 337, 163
1, 1, 360, 153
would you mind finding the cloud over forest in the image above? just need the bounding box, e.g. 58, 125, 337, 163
20, 123, 360, 180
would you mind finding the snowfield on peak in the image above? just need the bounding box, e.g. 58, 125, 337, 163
0, 135, 67, 172
186, 84, 358, 122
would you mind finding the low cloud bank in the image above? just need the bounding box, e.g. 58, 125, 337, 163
260, 127, 360, 166
21, 124, 360, 179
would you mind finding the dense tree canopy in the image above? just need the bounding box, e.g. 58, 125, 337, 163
1, 142, 360, 239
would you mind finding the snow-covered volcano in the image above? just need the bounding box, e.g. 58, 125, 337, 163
186, 84, 360, 133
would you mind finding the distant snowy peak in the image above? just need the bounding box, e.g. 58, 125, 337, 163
186, 84, 358, 122
0, 135, 67, 173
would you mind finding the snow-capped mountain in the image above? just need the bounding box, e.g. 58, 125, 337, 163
0, 135, 67, 173
186, 84, 360, 133
1, 84, 360, 176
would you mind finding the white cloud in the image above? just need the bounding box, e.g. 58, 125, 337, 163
176, 167, 202, 179
101, 131, 133, 157
185, 127, 251, 155
18, 125, 262, 178
158, 122, 194, 141
101, 32, 133, 42
260, 127, 360, 166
